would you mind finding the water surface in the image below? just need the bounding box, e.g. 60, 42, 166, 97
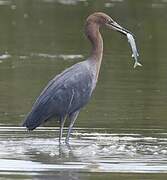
0, 127, 167, 179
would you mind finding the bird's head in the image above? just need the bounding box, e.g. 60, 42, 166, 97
86, 12, 132, 36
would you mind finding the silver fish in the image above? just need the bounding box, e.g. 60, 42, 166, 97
127, 33, 142, 68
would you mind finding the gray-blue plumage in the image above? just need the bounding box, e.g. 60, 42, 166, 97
23, 12, 135, 144
23, 60, 96, 131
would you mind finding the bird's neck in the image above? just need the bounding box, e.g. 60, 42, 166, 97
85, 22, 103, 79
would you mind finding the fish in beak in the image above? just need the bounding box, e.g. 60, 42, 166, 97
107, 20, 142, 68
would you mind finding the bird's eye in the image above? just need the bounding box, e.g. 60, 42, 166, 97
108, 19, 114, 24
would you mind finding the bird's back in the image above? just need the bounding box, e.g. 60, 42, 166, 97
23, 60, 96, 130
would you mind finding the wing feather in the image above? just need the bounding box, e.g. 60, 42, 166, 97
23, 61, 94, 130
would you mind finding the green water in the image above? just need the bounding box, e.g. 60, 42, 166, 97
0, 0, 167, 179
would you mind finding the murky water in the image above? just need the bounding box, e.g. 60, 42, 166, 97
0, 0, 167, 179
0, 127, 167, 179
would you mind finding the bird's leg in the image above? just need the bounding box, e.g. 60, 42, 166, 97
65, 111, 79, 144
59, 117, 66, 144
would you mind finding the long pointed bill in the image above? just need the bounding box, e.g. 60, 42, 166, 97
107, 21, 133, 36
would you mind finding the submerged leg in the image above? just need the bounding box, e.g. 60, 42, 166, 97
65, 111, 79, 144
59, 117, 66, 144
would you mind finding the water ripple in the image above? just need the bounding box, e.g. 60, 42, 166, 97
30, 53, 83, 60
0, 127, 167, 173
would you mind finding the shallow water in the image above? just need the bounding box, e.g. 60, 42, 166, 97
0, 0, 167, 179
0, 127, 167, 179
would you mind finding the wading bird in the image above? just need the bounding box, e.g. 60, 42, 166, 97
23, 12, 136, 144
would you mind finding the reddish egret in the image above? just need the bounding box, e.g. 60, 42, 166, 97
23, 12, 138, 144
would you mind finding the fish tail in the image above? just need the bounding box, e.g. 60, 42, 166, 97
134, 62, 142, 68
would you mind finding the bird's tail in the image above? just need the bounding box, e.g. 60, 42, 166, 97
23, 98, 57, 130
22, 111, 44, 130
